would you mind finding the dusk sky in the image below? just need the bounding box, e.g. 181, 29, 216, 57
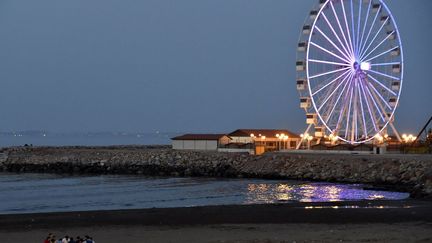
0, 0, 430, 134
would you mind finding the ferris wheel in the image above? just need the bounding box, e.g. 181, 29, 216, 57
296, 0, 403, 145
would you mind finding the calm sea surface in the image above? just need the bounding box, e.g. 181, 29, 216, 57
0, 173, 409, 214
0, 133, 174, 147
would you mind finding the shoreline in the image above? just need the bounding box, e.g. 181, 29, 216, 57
1, 200, 431, 231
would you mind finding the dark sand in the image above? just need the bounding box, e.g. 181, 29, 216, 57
1, 200, 431, 242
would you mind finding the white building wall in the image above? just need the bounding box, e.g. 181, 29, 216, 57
230, 136, 253, 143
172, 140, 219, 150
205, 141, 218, 150
183, 141, 195, 150
194, 141, 207, 150
172, 140, 184, 150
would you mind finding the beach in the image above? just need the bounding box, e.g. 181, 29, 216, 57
1, 200, 432, 242
1, 147, 431, 241
3, 223, 432, 243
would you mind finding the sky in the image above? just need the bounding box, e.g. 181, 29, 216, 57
0, 0, 430, 134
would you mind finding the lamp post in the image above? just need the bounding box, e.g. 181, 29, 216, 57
306, 134, 313, 150
300, 133, 313, 150
402, 134, 416, 143
283, 135, 289, 149
276, 134, 281, 150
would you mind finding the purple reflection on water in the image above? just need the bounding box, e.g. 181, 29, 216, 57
245, 182, 408, 204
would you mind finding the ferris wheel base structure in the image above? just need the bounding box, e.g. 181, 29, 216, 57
295, 121, 402, 150
295, 0, 404, 147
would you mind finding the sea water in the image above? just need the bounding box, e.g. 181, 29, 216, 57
0, 173, 409, 214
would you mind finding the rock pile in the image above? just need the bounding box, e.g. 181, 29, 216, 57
0, 146, 431, 198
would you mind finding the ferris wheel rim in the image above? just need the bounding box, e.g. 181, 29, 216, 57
300, 0, 404, 144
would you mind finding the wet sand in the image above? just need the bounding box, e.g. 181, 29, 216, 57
1, 200, 432, 242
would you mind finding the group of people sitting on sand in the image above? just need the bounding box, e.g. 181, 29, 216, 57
44, 234, 95, 243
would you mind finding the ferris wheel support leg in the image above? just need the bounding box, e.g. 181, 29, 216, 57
296, 124, 313, 150
389, 122, 402, 142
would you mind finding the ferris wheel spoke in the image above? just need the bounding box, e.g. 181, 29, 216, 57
309, 65, 350, 80
360, 16, 390, 59
364, 46, 399, 63
366, 73, 397, 96
361, 31, 395, 61
359, 79, 379, 133
315, 26, 352, 61
335, 76, 355, 135
312, 69, 351, 96
357, 80, 369, 138
345, 81, 355, 139
323, 73, 353, 123
310, 42, 351, 63
340, 0, 355, 57
368, 69, 400, 81
366, 81, 393, 123
353, 80, 360, 141
324, 72, 353, 124
370, 62, 401, 67
363, 81, 386, 122
367, 81, 392, 110
321, 12, 353, 59
351, 82, 357, 141
358, 0, 372, 58
317, 72, 352, 112
359, 4, 382, 57
330, 1, 354, 57
309, 59, 350, 67
355, 0, 362, 57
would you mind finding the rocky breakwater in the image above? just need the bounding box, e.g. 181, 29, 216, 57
0, 146, 431, 198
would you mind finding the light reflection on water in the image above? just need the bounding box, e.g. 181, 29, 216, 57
0, 173, 409, 214
244, 182, 407, 204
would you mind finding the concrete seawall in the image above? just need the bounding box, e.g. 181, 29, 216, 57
1, 146, 431, 198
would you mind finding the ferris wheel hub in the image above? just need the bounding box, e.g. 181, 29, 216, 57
353, 61, 371, 72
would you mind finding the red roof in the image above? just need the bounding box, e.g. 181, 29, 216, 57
171, 134, 228, 141
228, 129, 300, 138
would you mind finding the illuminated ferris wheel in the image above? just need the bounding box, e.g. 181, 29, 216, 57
296, 0, 403, 145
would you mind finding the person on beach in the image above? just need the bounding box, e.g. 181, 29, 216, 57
44, 233, 54, 243
62, 236, 70, 243
84, 236, 94, 243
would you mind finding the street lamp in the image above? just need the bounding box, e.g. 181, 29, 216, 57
402, 134, 416, 143
374, 134, 385, 144
301, 133, 313, 149
283, 135, 289, 149
276, 134, 281, 150
328, 134, 338, 144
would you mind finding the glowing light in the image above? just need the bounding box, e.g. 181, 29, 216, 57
360, 62, 371, 71
402, 134, 416, 143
